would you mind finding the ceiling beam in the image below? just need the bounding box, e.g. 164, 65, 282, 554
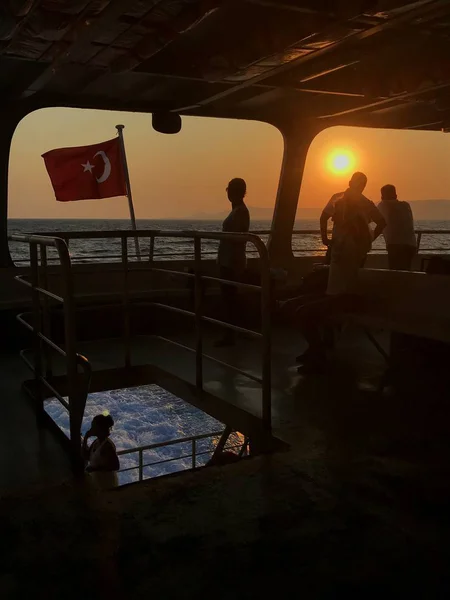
55, 0, 227, 101
297, 87, 365, 97
109, 0, 224, 73
317, 81, 450, 121
20, 0, 141, 97
297, 60, 360, 83
137, 69, 370, 97
0, 0, 44, 56
84, 0, 169, 68
405, 106, 450, 130
172, 0, 450, 112
243, 0, 332, 16
371, 104, 442, 128
407, 121, 443, 130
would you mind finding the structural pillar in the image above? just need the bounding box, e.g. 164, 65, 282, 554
267, 120, 323, 267
0, 107, 29, 268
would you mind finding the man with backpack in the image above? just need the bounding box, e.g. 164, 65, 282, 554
324, 174, 386, 295
290, 172, 386, 367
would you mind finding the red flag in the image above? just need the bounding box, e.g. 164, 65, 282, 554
42, 137, 127, 202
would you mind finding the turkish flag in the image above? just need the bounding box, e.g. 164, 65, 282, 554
42, 137, 127, 202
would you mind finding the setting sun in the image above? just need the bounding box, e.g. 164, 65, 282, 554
327, 149, 355, 175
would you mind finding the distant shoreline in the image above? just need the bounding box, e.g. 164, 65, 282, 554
8, 217, 450, 222
8, 199, 450, 222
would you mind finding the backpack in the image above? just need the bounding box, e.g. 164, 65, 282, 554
334, 196, 372, 255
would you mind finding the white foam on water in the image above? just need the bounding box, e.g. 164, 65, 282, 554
45, 384, 233, 484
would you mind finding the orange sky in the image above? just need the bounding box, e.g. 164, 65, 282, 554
301, 125, 450, 211
8, 107, 450, 220
9, 107, 282, 219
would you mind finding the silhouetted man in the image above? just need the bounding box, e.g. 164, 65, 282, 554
296, 174, 385, 366
216, 178, 250, 347
378, 184, 416, 271
321, 171, 370, 264
326, 177, 386, 295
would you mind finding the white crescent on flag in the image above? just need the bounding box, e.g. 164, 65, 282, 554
94, 150, 112, 183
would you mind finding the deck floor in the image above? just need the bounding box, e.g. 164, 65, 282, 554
2, 323, 388, 491
0, 353, 71, 493
77, 324, 450, 464
5, 321, 449, 488
2, 324, 450, 597
77, 324, 388, 444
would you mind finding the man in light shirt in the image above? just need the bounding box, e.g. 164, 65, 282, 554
377, 184, 416, 270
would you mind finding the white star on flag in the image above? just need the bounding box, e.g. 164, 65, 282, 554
82, 160, 94, 174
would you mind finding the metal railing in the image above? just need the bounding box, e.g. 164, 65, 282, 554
9, 229, 273, 436
60, 229, 272, 432
277, 229, 450, 255
9, 228, 450, 264
117, 430, 247, 483
8, 234, 92, 457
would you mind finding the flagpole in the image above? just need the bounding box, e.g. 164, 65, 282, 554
115, 124, 141, 260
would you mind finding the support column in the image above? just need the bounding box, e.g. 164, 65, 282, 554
267, 121, 323, 267
0, 108, 28, 268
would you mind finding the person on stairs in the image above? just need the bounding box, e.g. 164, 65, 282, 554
83, 413, 120, 490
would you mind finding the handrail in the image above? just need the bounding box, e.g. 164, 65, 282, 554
9, 228, 273, 444
10, 225, 450, 438
9, 228, 450, 265
8, 233, 90, 461
19, 229, 272, 431
117, 430, 224, 456
116, 429, 244, 482
16, 228, 450, 238
118, 444, 243, 476
108, 229, 272, 431
10, 229, 265, 240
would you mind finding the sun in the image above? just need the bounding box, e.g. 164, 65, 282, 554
327, 149, 355, 175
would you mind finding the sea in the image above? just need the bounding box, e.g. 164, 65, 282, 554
9, 218, 450, 484
45, 385, 241, 486
8, 218, 450, 264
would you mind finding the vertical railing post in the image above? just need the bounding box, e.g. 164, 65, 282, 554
149, 235, 155, 263
417, 232, 422, 254
122, 236, 131, 369
191, 439, 196, 469
40, 244, 53, 378
239, 437, 249, 458
138, 449, 143, 481
56, 239, 81, 465
259, 242, 272, 434
210, 426, 232, 464
30, 243, 43, 411
194, 237, 203, 392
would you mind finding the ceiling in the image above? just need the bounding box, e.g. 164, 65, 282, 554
2, 0, 450, 131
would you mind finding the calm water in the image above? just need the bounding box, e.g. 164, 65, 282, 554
8, 218, 450, 264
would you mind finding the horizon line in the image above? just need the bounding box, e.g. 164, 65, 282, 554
8, 216, 450, 221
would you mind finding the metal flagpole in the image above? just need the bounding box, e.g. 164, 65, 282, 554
115, 124, 141, 260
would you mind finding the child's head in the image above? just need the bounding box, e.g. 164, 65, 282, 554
90, 414, 114, 438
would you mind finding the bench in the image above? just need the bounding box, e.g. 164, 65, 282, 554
281, 266, 450, 368
347, 269, 450, 345
331, 269, 450, 388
